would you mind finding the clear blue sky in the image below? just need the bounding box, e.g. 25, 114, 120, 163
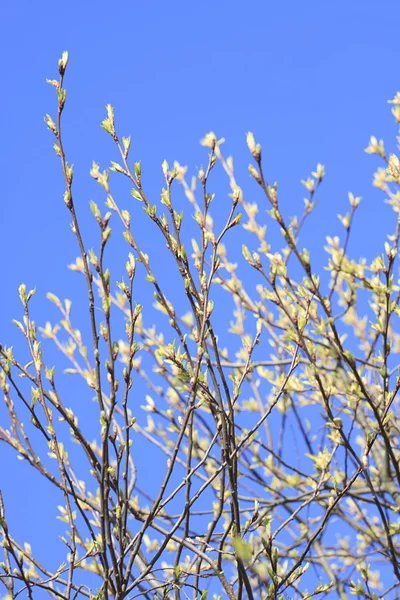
1, 0, 400, 597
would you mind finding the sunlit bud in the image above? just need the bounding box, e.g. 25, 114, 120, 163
301, 178, 315, 193
248, 164, 262, 184
252, 252, 261, 268
232, 186, 242, 203
173, 161, 187, 182
122, 136, 131, 156
44, 114, 57, 134
388, 91, 400, 105
256, 319, 263, 337
162, 159, 169, 178
101, 104, 116, 136
102, 227, 112, 243
311, 163, 325, 181
18, 284, 27, 304
121, 209, 130, 228
53, 141, 61, 156
246, 132, 261, 161
348, 192, 361, 208
110, 161, 125, 174
392, 106, 400, 124
198, 166, 205, 184
387, 154, 400, 179
338, 212, 350, 230
90, 161, 100, 180
246, 132, 256, 153
90, 200, 101, 223
65, 163, 74, 184
200, 132, 216, 150
134, 161, 141, 180
365, 135, 385, 156
46, 78, 59, 89
58, 51, 69, 75
126, 253, 136, 279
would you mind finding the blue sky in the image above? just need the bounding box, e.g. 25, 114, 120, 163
2, 0, 400, 310
2, 0, 400, 597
